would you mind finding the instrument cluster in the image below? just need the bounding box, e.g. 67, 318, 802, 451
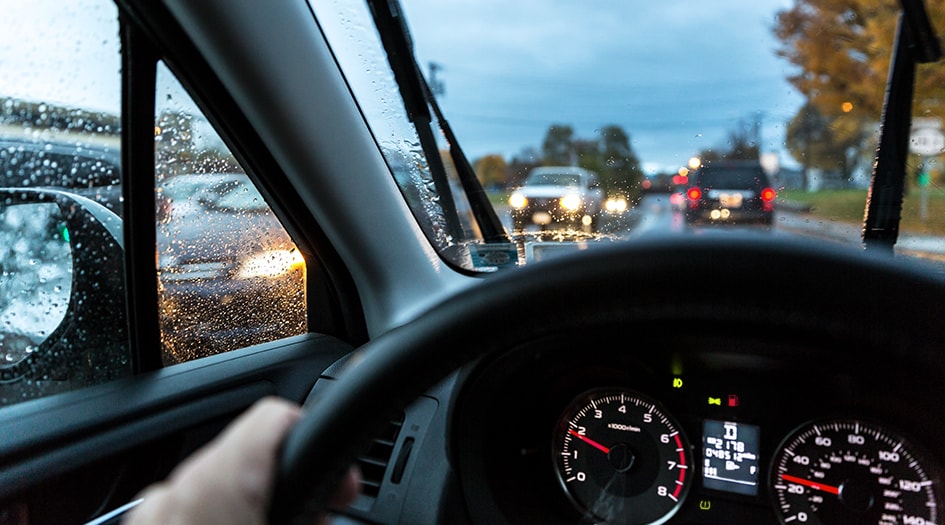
450, 332, 945, 524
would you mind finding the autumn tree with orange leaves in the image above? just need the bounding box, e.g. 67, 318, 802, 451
773, 0, 945, 178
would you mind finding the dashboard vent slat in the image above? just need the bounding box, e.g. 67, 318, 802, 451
356, 413, 404, 500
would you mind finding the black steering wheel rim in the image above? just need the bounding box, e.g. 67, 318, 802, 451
268, 233, 945, 524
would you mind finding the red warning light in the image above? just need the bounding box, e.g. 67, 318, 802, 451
727, 394, 740, 407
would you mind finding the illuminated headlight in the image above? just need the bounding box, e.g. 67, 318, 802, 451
508, 192, 528, 209
237, 249, 305, 279
605, 197, 628, 213
559, 193, 581, 212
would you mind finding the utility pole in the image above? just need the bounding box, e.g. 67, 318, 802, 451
428, 62, 445, 97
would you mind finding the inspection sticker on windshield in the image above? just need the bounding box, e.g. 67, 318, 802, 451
469, 243, 518, 269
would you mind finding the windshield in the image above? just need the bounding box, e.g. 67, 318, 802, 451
694, 166, 769, 190
526, 172, 582, 187
315, 0, 945, 272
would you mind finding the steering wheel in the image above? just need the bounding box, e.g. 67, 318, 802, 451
267, 233, 945, 524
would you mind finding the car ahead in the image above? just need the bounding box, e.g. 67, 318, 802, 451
684, 160, 777, 225
1, 1, 944, 525
508, 166, 604, 232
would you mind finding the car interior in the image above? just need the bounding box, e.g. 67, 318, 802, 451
0, 0, 943, 524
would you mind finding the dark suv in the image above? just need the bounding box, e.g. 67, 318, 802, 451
684, 160, 776, 225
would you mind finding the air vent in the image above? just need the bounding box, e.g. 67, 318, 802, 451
357, 412, 404, 500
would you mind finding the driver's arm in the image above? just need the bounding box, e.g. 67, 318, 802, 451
124, 396, 360, 525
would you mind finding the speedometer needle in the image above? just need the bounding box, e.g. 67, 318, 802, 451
781, 474, 841, 495
568, 429, 610, 454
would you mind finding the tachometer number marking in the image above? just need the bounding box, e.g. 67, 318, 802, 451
552, 388, 692, 525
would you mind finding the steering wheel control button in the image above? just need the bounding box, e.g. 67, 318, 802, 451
552, 388, 692, 524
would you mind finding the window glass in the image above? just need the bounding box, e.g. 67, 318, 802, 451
0, 0, 128, 406
308, 0, 486, 270
154, 63, 307, 365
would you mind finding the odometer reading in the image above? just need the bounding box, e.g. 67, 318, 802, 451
703, 419, 761, 496
552, 388, 692, 525
770, 419, 943, 525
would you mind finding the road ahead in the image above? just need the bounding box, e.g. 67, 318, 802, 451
499, 193, 945, 263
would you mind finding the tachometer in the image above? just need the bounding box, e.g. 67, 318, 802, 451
770, 418, 944, 525
552, 388, 692, 525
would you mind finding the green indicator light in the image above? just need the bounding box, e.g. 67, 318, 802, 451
670, 357, 684, 376
61, 226, 70, 243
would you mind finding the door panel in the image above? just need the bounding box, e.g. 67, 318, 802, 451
0, 334, 353, 524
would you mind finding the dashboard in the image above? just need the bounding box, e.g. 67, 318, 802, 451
316, 238, 945, 525
447, 328, 945, 524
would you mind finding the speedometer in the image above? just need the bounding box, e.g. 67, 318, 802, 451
552, 388, 692, 525
770, 418, 944, 525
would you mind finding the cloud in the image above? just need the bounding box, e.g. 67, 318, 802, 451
400, 0, 803, 172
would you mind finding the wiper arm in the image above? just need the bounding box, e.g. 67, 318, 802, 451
863, 0, 941, 253
365, 0, 464, 242
417, 62, 511, 244
366, 0, 510, 244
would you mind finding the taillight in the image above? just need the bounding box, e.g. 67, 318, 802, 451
686, 187, 702, 201
761, 188, 776, 202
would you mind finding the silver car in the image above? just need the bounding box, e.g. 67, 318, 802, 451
508, 166, 605, 232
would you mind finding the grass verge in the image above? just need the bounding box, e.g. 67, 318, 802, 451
779, 188, 945, 236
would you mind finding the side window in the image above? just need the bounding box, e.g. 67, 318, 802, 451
0, 0, 129, 406
0, 4, 308, 405
154, 63, 307, 365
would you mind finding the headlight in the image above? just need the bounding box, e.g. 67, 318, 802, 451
559, 193, 581, 212
237, 249, 305, 279
605, 197, 628, 213
508, 192, 528, 209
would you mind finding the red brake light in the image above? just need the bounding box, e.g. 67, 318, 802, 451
761, 188, 776, 202
687, 187, 702, 201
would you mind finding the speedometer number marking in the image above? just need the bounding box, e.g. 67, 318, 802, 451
770, 419, 943, 525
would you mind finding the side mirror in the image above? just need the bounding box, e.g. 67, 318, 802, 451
0, 189, 131, 404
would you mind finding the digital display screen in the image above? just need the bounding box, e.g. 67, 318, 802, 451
702, 419, 760, 495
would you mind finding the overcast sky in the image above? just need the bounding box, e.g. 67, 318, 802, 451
0, 0, 120, 114
399, 0, 804, 173
1, 0, 804, 175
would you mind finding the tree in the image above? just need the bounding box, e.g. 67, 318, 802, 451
696, 117, 761, 164
597, 125, 642, 198
786, 102, 868, 184
541, 124, 575, 165
573, 139, 604, 175
773, 0, 945, 171
537, 123, 643, 199
473, 154, 508, 189
508, 147, 541, 188
724, 118, 761, 160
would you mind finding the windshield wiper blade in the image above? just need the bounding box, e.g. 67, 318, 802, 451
365, 0, 465, 242
417, 63, 511, 244
863, 0, 941, 253
366, 0, 510, 244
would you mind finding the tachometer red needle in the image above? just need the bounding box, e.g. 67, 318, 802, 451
781, 474, 841, 495
568, 429, 610, 454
